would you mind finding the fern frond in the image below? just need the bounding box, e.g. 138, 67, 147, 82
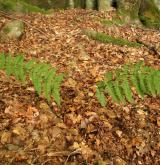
0, 53, 5, 69
52, 73, 64, 106
145, 72, 157, 97
96, 61, 159, 106
44, 69, 56, 102
104, 72, 113, 82
25, 59, 36, 71
18, 56, 25, 83
121, 77, 134, 103
35, 64, 51, 95
105, 81, 120, 103
13, 55, 25, 82
5, 54, 13, 77
0, 53, 63, 106
138, 72, 148, 94
114, 80, 126, 104
96, 87, 106, 106
153, 70, 160, 95
131, 73, 144, 98
30, 64, 44, 94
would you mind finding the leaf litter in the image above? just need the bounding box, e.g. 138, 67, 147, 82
0, 9, 160, 164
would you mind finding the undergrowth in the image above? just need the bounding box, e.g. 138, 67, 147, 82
83, 29, 142, 47
0, 53, 64, 106
100, 18, 124, 26
96, 61, 160, 106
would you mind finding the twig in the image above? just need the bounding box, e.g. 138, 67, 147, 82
64, 149, 81, 165
136, 39, 160, 59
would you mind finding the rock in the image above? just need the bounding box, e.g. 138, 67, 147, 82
0, 20, 24, 42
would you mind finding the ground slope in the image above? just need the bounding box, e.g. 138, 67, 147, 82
0, 9, 160, 165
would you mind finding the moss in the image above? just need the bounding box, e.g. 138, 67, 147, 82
0, 0, 49, 14
100, 17, 124, 26
3, 26, 11, 33
139, 0, 160, 29
83, 29, 142, 47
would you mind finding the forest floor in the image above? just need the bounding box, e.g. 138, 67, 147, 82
0, 9, 160, 165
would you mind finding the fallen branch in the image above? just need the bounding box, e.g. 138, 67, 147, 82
136, 39, 160, 59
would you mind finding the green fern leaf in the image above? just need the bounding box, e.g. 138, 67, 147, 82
131, 73, 144, 98
134, 60, 144, 72
138, 72, 148, 94
145, 73, 157, 97
25, 59, 36, 71
5, 55, 13, 77
0, 53, 5, 69
121, 77, 134, 103
18, 56, 25, 83
105, 81, 120, 103
35, 64, 51, 95
52, 73, 64, 106
44, 69, 56, 102
13, 55, 25, 82
114, 80, 126, 104
104, 72, 113, 82
96, 87, 106, 106
29, 64, 41, 92
13, 55, 21, 80
153, 71, 160, 95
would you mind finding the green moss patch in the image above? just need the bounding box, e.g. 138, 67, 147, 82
139, 0, 160, 29
100, 17, 124, 26
83, 29, 142, 47
0, 0, 48, 14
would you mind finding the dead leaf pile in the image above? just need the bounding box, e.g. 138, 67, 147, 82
0, 9, 160, 164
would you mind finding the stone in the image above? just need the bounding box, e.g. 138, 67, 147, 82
0, 20, 24, 42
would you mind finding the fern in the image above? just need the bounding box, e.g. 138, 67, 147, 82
5, 54, 13, 76
96, 61, 160, 106
121, 76, 134, 103
25, 59, 36, 70
114, 80, 126, 104
105, 81, 120, 103
14, 55, 25, 82
44, 68, 56, 102
0, 53, 5, 69
96, 81, 107, 106
153, 70, 160, 96
0, 53, 64, 106
52, 73, 64, 106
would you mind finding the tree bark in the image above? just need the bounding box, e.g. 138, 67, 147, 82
116, 0, 160, 29
98, 0, 112, 11
68, 0, 74, 8
117, 0, 142, 23
86, 0, 95, 9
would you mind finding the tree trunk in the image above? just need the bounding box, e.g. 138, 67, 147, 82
116, 0, 160, 29
139, 0, 160, 29
68, 0, 74, 8
86, 0, 95, 9
117, 0, 142, 23
98, 0, 112, 11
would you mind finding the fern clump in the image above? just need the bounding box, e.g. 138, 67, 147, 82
96, 61, 160, 106
0, 52, 64, 106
